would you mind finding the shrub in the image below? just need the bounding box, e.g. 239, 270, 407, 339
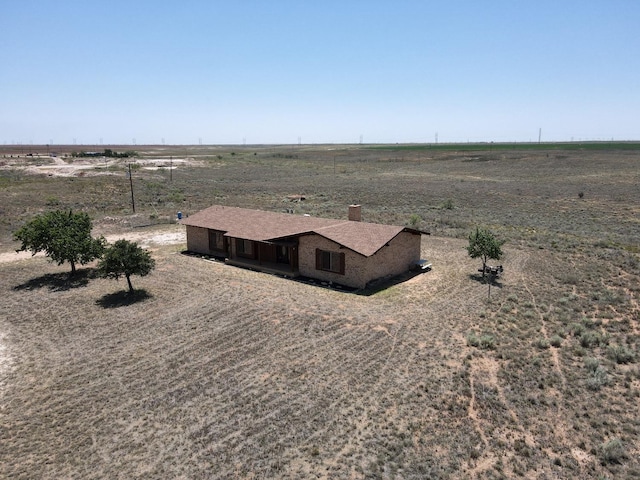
442, 198, 454, 210
45, 196, 60, 206
584, 357, 600, 372
572, 346, 586, 357
408, 214, 421, 228
500, 303, 515, 313
608, 345, 636, 364
478, 335, 496, 350
599, 438, 625, 464
534, 337, 550, 349
580, 331, 607, 348
467, 332, 496, 350
549, 335, 563, 348
569, 322, 586, 337
586, 365, 609, 391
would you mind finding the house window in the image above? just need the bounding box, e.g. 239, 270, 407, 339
276, 245, 290, 264
237, 239, 254, 257
208, 230, 225, 251
315, 248, 345, 275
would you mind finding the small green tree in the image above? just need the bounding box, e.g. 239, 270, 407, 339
467, 227, 504, 277
98, 239, 155, 293
14, 210, 105, 275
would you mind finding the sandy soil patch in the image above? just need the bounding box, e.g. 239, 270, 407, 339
1, 156, 202, 178
0, 225, 186, 264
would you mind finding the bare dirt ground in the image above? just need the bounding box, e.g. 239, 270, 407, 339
1, 144, 639, 479
0, 153, 201, 178
0, 224, 186, 264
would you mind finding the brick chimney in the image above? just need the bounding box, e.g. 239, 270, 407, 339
348, 204, 362, 222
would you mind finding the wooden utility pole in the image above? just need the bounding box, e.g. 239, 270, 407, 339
128, 163, 135, 213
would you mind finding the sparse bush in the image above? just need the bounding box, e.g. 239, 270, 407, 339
560, 273, 580, 285
467, 332, 480, 347
549, 335, 563, 348
500, 303, 514, 313
534, 337, 550, 349
167, 189, 186, 203
506, 294, 519, 303
599, 438, 625, 464
572, 346, 586, 357
608, 345, 635, 364
467, 332, 496, 350
569, 322, 586, 337
584, 357, 600, 372
408, 213, 421, 228
480, 336, 497, 350
580, 331, 606, 348
442, 199, 454, 210
586, 365, 609, 391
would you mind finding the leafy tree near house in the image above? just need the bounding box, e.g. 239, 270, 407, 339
13, 210, 105, 275
98, 239, 155, 293
467, 227, 504, 277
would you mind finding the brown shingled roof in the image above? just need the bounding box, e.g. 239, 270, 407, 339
181, 205, 416, 257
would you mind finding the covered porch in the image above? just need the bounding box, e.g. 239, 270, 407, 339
227, 238, 299, 276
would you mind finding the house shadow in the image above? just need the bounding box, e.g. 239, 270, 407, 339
181, 250, 430, 295
356, 270, 428, 296
13, 267, 97, 292
96, 289, 152, 309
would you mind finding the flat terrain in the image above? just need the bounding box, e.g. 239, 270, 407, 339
1, 144, 639, 478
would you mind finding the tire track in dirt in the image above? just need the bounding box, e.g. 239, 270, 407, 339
617, 268, 640, 336
7, 237, 603, 478
463, 248, 559, 477
513, 251, 568, 391
511, 248, 587, 475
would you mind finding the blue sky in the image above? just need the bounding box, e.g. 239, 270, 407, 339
2, 1, 638, 145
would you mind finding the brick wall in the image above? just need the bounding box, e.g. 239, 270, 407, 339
186, 226, 209, 254
299, 232, 421, 289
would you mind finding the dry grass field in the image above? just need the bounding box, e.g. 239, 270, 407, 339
1, 144, 639, 479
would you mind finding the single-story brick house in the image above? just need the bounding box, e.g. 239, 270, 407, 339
181, 205, 426, 289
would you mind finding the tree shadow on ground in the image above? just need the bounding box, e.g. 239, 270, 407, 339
13, 267, 97, 292
468, 273, 503, 289
96, 289, 152, 309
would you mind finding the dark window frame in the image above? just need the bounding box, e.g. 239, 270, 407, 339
237, 238, 254, 258
208, 230, 226, 252
315, 248, 345, 275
